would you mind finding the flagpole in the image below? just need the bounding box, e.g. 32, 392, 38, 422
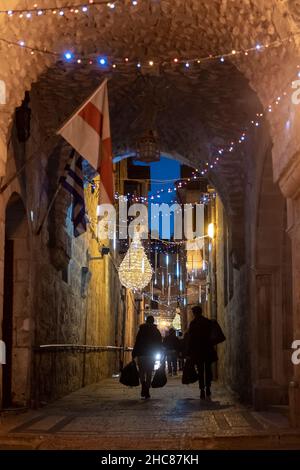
0, 136, 56, 195
35, 148, 75, 235
0, 152, 37, 194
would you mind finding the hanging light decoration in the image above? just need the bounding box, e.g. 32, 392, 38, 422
118, 232, 153, 291
135, 129, 160, 163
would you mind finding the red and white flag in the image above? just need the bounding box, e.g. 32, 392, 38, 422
57, 79, 114, 205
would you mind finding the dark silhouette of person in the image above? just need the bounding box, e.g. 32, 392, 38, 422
177, 331, 185, 371
163, 328, 180, 376
187, 305, 217, 399
132, 315, 162, 399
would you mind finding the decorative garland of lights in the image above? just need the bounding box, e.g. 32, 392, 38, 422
0, 30, 297, 183
0, 1, 140, 17
0, 32, 298, 69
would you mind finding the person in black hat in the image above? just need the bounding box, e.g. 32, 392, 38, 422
132, 315, 162, 399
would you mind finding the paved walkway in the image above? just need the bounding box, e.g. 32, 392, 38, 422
0, 375, 299, 449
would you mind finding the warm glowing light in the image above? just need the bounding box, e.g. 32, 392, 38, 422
118, 233, 152, 291
208, 223, 215, 239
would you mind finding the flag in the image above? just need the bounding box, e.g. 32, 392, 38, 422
57, 79, 114, 205
60, 149, 87, 237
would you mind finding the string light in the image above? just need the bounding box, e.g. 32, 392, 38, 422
0, 32, 297, 180
1, 1, 121, 16
1, 32, 298, 71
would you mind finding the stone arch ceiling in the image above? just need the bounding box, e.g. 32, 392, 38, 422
1, 0, 300, 222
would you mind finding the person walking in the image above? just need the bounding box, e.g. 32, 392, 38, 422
187, 305, 217, 400
177, 331, 185, 371
163, 327, 180, 376
132, 315, 162, 399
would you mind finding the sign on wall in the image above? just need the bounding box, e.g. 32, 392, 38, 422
0, 80, 6, 105
0, 340, 6, 364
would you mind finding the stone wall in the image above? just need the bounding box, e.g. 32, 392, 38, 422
0, 83, 138, 408
215, 124, 294, 407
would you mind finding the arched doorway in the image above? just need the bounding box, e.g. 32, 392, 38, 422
2, 193, 31, 408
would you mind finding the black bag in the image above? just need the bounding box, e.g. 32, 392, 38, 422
119, 360, 140, 387
182, 358, 198, 384
210, 320, 226, 345
151, 364, 167, 388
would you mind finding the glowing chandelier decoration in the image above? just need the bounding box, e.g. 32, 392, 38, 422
118, 231, 153, 291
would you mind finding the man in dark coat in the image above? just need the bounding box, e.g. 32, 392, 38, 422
132, 315, 162, 399
187, 305, 216, 400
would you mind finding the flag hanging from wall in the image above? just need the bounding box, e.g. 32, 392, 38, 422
57, 79, 114, 205
60, 149, 87, 238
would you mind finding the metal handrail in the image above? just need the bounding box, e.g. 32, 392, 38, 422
35, 344, 133, 352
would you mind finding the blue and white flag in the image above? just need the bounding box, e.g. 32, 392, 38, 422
60, 149, 87, 237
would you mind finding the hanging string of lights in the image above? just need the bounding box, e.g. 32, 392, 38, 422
0, 31, 298, 68
0, 28, 296, 189
0, 1, 137, 16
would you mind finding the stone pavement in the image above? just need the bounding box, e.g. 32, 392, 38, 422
0, 375, 300, 450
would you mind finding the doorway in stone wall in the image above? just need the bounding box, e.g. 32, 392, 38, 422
2, 193, 30, 408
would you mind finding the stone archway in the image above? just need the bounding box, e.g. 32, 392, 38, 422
252, 145, 293, 409
2, 192, 31, 408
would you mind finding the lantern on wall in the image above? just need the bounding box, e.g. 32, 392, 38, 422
118, 232, 153, 291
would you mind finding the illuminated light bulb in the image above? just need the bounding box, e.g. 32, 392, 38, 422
38, 10, 43, 15
137, 62, 141, 68
220, 56, 225, 62
112, 63, 116, 68
70, 8, 74, 12
149, 60, 154, 66
64, 51, 73, 61
125, 57, 129, 62
174, 58, 179, 63
244, 51, 248, 55
185, 62, 190, 68
197, 59, 201, 63
255, 44, 261, 50
7, 10, 13, 16
74, 9, 79, 13
19, 13, 23, 18
255, 122, 259, 126
82, 6, 88, 12
31, 51, 35, 55
77, 59, 81, 63
98, 56, 107, 66
132, 0, 138, 5
108, 2, 116, 9
232, 49, 236, 55
19, 40, 25, 46
89, 60, 93, 64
